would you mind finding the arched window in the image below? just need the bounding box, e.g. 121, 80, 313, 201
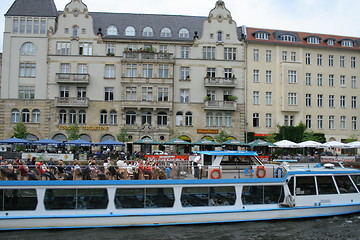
157, 112, 167, 125
125, 26, 136, 36
179, 28, 189, 38
52, 133, 67, 142
32, 109, 40, 123
160, 27, 172, 37
110, 110, 117, 125
185, 112, 192, 126
142, 27, 154, 37
69, 110, 76, 124
59, 109, 67, 124
100, 134, 115, 142
142, 111, 152, 124
126, 111, 136, 125
11, 109, 20, 123
176, 112, 183, 126
72, 25, 79, 37
20, 42, 36, 55
100, 110, 108, 124
22, 109, 30, 123
206, 113, 213, 127
79, 110, 86, 124
217, 31, 223, 42
80, 134, 92, 142
107, 25, 118, 36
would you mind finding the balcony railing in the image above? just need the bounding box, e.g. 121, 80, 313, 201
204, 77, 236, 87
56, 73, 90, 84
55, 97, 89, 107
204, 101, 237, 111
123, 51, 174, 63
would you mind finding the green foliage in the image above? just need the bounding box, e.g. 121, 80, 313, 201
302, 131, 326, 143
214, 130, 231, 143
264, 133, 277, 143
13, 123, 28, 139
227, 95, 238, 101
277, 123, 306, 143
345, 134, 358, 143
117, 126, 131, 143
66, 124, 80, 140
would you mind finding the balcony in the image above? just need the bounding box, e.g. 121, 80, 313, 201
204, 101, 237, 111
121, 100, 172, 110
204, 77, 236, 87
56, 73, 90, 84
55, 97, 89, 107
123, 51, 175, 63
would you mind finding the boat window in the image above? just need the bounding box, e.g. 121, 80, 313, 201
350, 175, 360, 192
287, 177, 294, 195
0, 189, 37, 211
44, 189, 108, 210
316, 176, 338, 195
115, 188, 174, 208
181, 186, 236, 207
334, 176, 358, 194
242, 185, 284, 205
295, 176, 316, 195
220, 156, 257, 165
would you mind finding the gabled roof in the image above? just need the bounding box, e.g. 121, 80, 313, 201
5, 0, 58, 17
90, 12, 206, 42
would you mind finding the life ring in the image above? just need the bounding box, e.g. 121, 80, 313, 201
256, 166, 266, 178
210, 169, 222, 179
274, 167, 284, 178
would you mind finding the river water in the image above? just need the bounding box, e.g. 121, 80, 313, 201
2, 213, 360, 240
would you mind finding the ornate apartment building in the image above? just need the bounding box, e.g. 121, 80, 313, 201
0, 0, 359, 149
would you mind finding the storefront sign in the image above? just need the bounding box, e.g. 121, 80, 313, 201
22, 152, 74, 161
321, 156, 355, 163
59, 126, 109, 131
145, 155, 190, 161
254, 133, 270, 137
197, 129, 219, 134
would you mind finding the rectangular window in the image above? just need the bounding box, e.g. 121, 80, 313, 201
158, 64, 169, 78
329, 55, 334, 66
253, 49, 259, 61
224, 68, 233, 79
40, 19, 46, 34
79, 42, 93, 55
288, 70, 297, 83
19, 63, 36, 77
291, 52, 296, 61
12, 18, 19, 33
142, 64, 153, 78
125, 87, 137, 101
317, 54, 322, 65
180, 89, 189, 103
305, 94, 311, 107
253, 70, 259, 83
18, 86, 35, 99
340, 56, 345, 67
317, 94, 323, 107
106, 43, 115, 55
317, 74, 323, 86
158, 87, 169, 101
126, 64, 137, 78
352, 116, 357, 130
207, 68, 216, 78
180, 67, 190, 80
26, 18, 32, 34
253, 113, 259, 127
266, 113, 272, 128
340, 96, 346, 108
33, 18, 39, 33
77, 87, 86, 98
265, 50, 271, 62
77, 64, 87, 74
224, 47, 236, 60
352, 96, 357, 109
104, 87, 114, 101
282, 51, 288, 61
284, 115, 289, 126
340, 75, 346, 87
142, 87, 153, 101
305, 73, 311, 86
60, 86, 69, 98
329, 116, 335, 129
329, 74, 334, 87
203, 46, 215, 59
306, 115, 312, 128
265, 92, 272, 105
305, 53, 311, 64
340, 116, 346, 130
181, 46, 189, 59
318, 115, 323, 129
207, 90, 216, 101
329, 95, 335, 108
159, 45, 168, 53
351, 57, 356, 68
288, 93, 297, 105
19, 18, 25, 34
265, 70, 272, 83
104, 64, 115, 78
56, 42, 70, 55
351, 76, 357, 88
253, 91, 259, 104
60, 63, 70, 74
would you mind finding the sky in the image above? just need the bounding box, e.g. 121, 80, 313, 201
0, 0, 360, 52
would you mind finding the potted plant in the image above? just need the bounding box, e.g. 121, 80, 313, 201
204, 95, 211, 101
227, 95, 238, 101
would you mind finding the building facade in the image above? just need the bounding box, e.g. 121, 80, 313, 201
0, 0, 359, 150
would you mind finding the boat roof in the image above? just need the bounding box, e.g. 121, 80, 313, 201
195, 151, 258, 156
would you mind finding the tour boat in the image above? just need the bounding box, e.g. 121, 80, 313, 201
1, 150, 360, 231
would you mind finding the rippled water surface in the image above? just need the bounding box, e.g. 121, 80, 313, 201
3, 214, 360, 240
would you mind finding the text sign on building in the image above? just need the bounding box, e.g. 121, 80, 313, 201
197, 129, 219, 134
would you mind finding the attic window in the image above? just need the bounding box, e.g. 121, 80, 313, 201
255, 32, 269, 40
125, 26, 136, 36
341, 40, 353, 47
307, 37, 320, 44
160, 28, 172, 37
280, 35, 296, 42
179, 28, 189, 38
142, 27, 154, 37
327, 39, 335, 46
107, 25, 118, 36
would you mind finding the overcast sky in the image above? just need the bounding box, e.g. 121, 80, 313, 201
1, 0, 360, 52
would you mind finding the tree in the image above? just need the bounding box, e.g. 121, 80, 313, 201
277, 123, 306, 142
13, 123, 28, 139
302, 131, 326, 143
264, 133, 277, 143
66, 124, 80, 140
214, 130, 231, 143
117, 126, 131, 143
